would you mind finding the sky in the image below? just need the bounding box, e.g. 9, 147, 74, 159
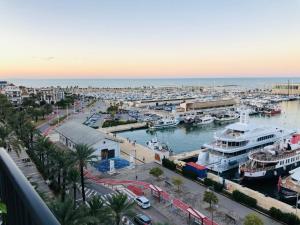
0, 0, 300, 79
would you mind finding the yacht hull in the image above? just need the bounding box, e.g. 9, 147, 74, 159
242, 163, 300, 181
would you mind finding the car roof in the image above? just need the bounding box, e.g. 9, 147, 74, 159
137, 214, 151, 221
137, 196, 149, 202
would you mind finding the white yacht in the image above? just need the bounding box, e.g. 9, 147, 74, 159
197, 112, 292, 173
148, 117, 179, 130
193, 115, 214, 126
146, 137, 170, 152
214, 112, 239, 124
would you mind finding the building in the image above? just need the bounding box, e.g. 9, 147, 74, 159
272, 83, 300, 95
0, 81, 7, 90
178, 98, 238, 112
56, 121, 120, 160
38, 87, 65, 104
3, 85, 22, 105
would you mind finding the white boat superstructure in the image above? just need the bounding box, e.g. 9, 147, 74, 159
240, 133, 300, 180
194, 115, 214, 126
197, 112, 292, 173
214, 112, 239, 124
146, 137, 170, 152
148, 117, 179, 130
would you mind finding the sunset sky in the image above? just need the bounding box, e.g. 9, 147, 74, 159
0, 0, 300, 79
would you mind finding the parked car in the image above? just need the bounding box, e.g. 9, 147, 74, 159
133, 214, 152, 225
135, 196, 151, 209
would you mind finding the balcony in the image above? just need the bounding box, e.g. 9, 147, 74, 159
0, 148, 60, 225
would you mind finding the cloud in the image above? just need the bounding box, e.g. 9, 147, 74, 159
32, 56, 55, 61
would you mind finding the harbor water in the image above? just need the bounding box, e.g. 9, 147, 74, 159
118, 100, 300, 199
118, 100, 300, 154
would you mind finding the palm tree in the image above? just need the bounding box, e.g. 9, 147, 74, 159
61, 151, 75, 202
73, 144, 96, 202
106, 193, 135, 225
50, 198, 97, 225
87, 196, 112, 225
67, 168, 80, 208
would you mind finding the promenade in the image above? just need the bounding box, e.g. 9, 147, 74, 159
110, 162, 281, 225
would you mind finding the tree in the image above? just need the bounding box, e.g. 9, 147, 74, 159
172, 176, 183, 192
87, 196, 112, 225
73, 144, 96, 202
149, 167, 164, 180
67, 168, 80, 208
203, 190, 218, 209
50, 198, 97, 225
244, 213, 264, 225
106, 193, 135, 225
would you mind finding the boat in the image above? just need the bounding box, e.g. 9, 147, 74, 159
196, 111, 292, 173
214, 112, 239, 124
263, 105, 281, 115
146, 137, 170, 152
239, 133, 300, 181
279, 167, 300, 201
193, 115, 214, 126
148, 117, 179, 130
183, 115, 195, 124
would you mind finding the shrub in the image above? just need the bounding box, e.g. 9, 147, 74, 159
203, 178, 223, 192
232, 190, 257, 208
269, 207, 300, 225
149, 167, 164, 180
162, 158, 176, 171
102, 120, 136, 128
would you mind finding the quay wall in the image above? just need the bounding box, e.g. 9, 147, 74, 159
207, 173, 300, 217
98, 122, 147, 133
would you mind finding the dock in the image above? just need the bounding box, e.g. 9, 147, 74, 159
98, 122, 147, 133
170, 149, 204, 161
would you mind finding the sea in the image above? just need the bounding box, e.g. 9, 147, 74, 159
8, 77, 300, 89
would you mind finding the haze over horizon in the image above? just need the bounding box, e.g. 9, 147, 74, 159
1, 0, 300, 79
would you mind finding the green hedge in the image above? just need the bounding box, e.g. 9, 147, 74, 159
269, 207, 300, 225
232, 190, 257, 208
162, 158, 176, 171
203, 178, 223, 192
102, 120, 136, 128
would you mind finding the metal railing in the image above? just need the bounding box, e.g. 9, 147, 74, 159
0, 148, 60, 225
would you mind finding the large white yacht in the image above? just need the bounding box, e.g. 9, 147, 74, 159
197, 112, 292, 173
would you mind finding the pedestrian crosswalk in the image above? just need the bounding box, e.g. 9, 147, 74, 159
76, 184, 116, 204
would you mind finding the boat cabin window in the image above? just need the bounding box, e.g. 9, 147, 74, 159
257, 134, 275, 142
280, 161, 284, 165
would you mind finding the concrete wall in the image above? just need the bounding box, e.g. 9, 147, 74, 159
207, 172, 300, 217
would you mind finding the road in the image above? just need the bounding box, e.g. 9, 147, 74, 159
112, 163, 282, 225
86, 182, 172, 224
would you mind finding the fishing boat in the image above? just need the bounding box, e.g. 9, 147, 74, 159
146, 137, 170, 152
193, 115, 214, 126
263, 105, 281, 115
197, 111, 292, 173
240, 133, 300, 181
148, 117, 179, 130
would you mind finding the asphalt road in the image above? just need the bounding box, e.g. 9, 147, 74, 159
86, 182, 172, 224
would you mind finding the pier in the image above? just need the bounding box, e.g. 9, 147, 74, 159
98, 122, 147, 133
170, 149, 204, 161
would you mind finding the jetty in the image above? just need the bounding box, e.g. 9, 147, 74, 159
98, 122, 147, 133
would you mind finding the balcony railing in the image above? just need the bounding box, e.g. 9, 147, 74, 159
0, 148, 60, 225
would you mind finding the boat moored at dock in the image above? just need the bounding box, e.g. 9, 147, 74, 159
240, 133, 300, 181
148, 117, 179, 130
196, 111, 292, 173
